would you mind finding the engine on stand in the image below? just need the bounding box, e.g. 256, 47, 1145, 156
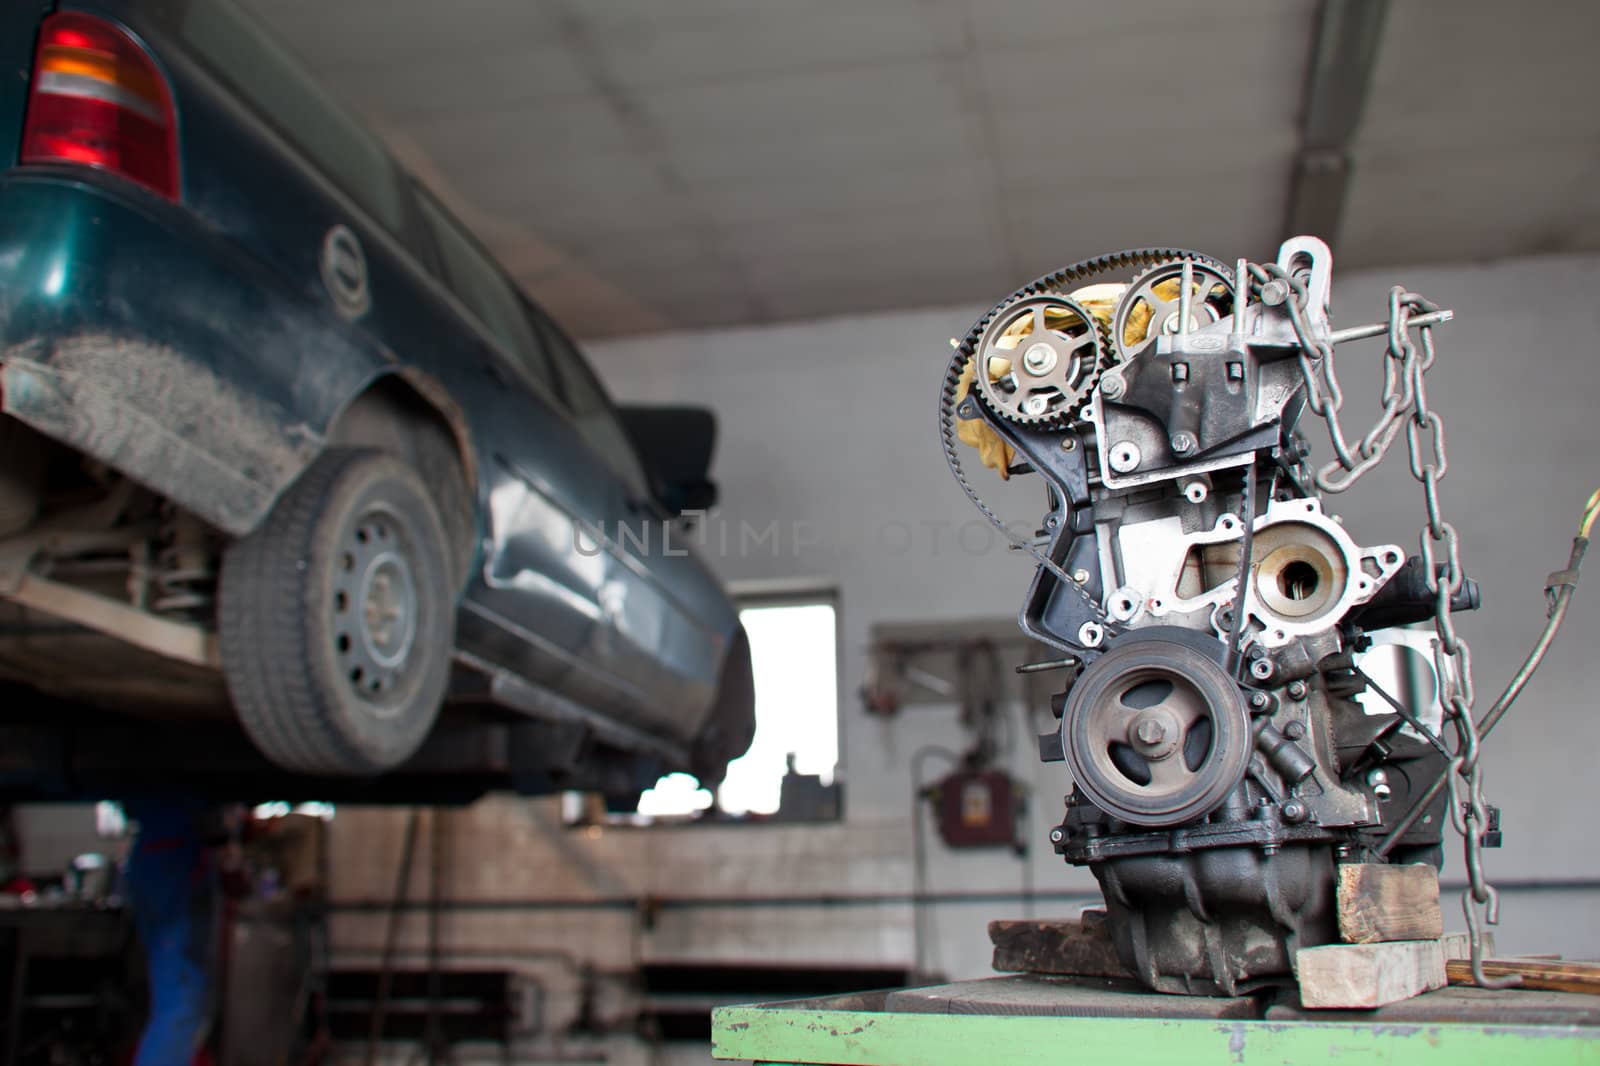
939, 237, 1500, 995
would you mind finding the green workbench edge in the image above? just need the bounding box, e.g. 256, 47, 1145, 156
712, 1004, 1600, 1065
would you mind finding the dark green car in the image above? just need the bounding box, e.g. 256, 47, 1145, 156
0, 0, 755, 799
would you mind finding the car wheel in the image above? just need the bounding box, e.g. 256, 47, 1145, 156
219, 448, 456, 774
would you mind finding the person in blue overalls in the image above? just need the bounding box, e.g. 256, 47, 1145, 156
121, 798, 221, 1066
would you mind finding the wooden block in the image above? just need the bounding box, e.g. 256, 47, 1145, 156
1337, 863, 1444, 943
988, 914, 1132, 980
1447, 958, 1600, 996
1296, 940, 1446, 1009
1267, 984, 1600, 1025
1439, 931, 1496, 961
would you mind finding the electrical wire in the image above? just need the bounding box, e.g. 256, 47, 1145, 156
1014, 773, 1036, 921
1377, 488, 1597, 855
367, 809, 422, 1066
909, 745, 960, 977
1474, 496, 1593, 739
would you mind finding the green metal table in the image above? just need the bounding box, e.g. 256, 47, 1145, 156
712, 974, 1600, 1065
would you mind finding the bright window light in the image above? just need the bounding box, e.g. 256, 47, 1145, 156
718, 601, 839, 815
636, 598, 839, 819
637, 772, 713, 817
94, 801, 127, 839
250, 802, 337, 821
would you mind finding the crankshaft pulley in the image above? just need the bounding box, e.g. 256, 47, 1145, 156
1061, 630, 1251, 827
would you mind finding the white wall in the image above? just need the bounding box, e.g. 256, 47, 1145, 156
585, 250, 1600, 973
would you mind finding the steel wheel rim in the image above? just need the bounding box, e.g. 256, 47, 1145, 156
332, 505, 420, 711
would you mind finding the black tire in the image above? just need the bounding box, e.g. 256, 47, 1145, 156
219, 448, 456, 774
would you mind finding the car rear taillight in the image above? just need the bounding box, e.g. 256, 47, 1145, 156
20, 12, 179, 200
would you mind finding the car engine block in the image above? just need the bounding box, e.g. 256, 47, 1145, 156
941, 237, 1487, 995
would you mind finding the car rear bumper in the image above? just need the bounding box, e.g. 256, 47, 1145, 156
0, 168, 373, 534
1, 337, 315, 534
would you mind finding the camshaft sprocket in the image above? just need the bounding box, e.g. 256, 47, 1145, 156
973, 294, 1105, 426
1111, 256, 1236, 364
937, 247, 1229, 603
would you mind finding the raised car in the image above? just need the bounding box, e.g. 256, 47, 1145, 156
0, 0, 755, 799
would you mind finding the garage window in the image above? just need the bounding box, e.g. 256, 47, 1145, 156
714, 593, 839, 815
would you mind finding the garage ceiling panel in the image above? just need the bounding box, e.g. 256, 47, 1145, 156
1341, 144, 1600, 267
663, 108, 973, 188
1357, 2, 1600, 153
694, 156, 995, 227
641, 63, 965, 151
560, 3, 963, 91
238, 0, 1594, 338
960, 0, 1315, 49
318, 47, 595, 122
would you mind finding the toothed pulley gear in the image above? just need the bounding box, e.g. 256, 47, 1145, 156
1112, 258, 1236, 363
973, 294, 1105, 425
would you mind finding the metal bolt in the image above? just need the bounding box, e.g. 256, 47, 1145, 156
1170, 432, 1196, 455
1135, 719, 1166, 745
1061, 436, 1077, 451
1107, 587, 1141, 622
1109, 441, 1141, 473
1367, 768, 1393, 800
1171, 362, 1189, 383
1287, 680, 1308, 700
1024, 395, 1050, 416
1261, 280, 1289, 306
1049, 828, 1065, 844
1022, 342, 1057, 375
1071, 568, 1090, 584
1077, 621, 1104, 648
1100, 373, 1125, 399
1282, 800, 1307, 823
1284, 720, 1307, 740
1250, 658, 1274, 680
1249, 691, 1269, 710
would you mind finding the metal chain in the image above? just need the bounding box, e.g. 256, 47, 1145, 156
1250, 262, 1516, 989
